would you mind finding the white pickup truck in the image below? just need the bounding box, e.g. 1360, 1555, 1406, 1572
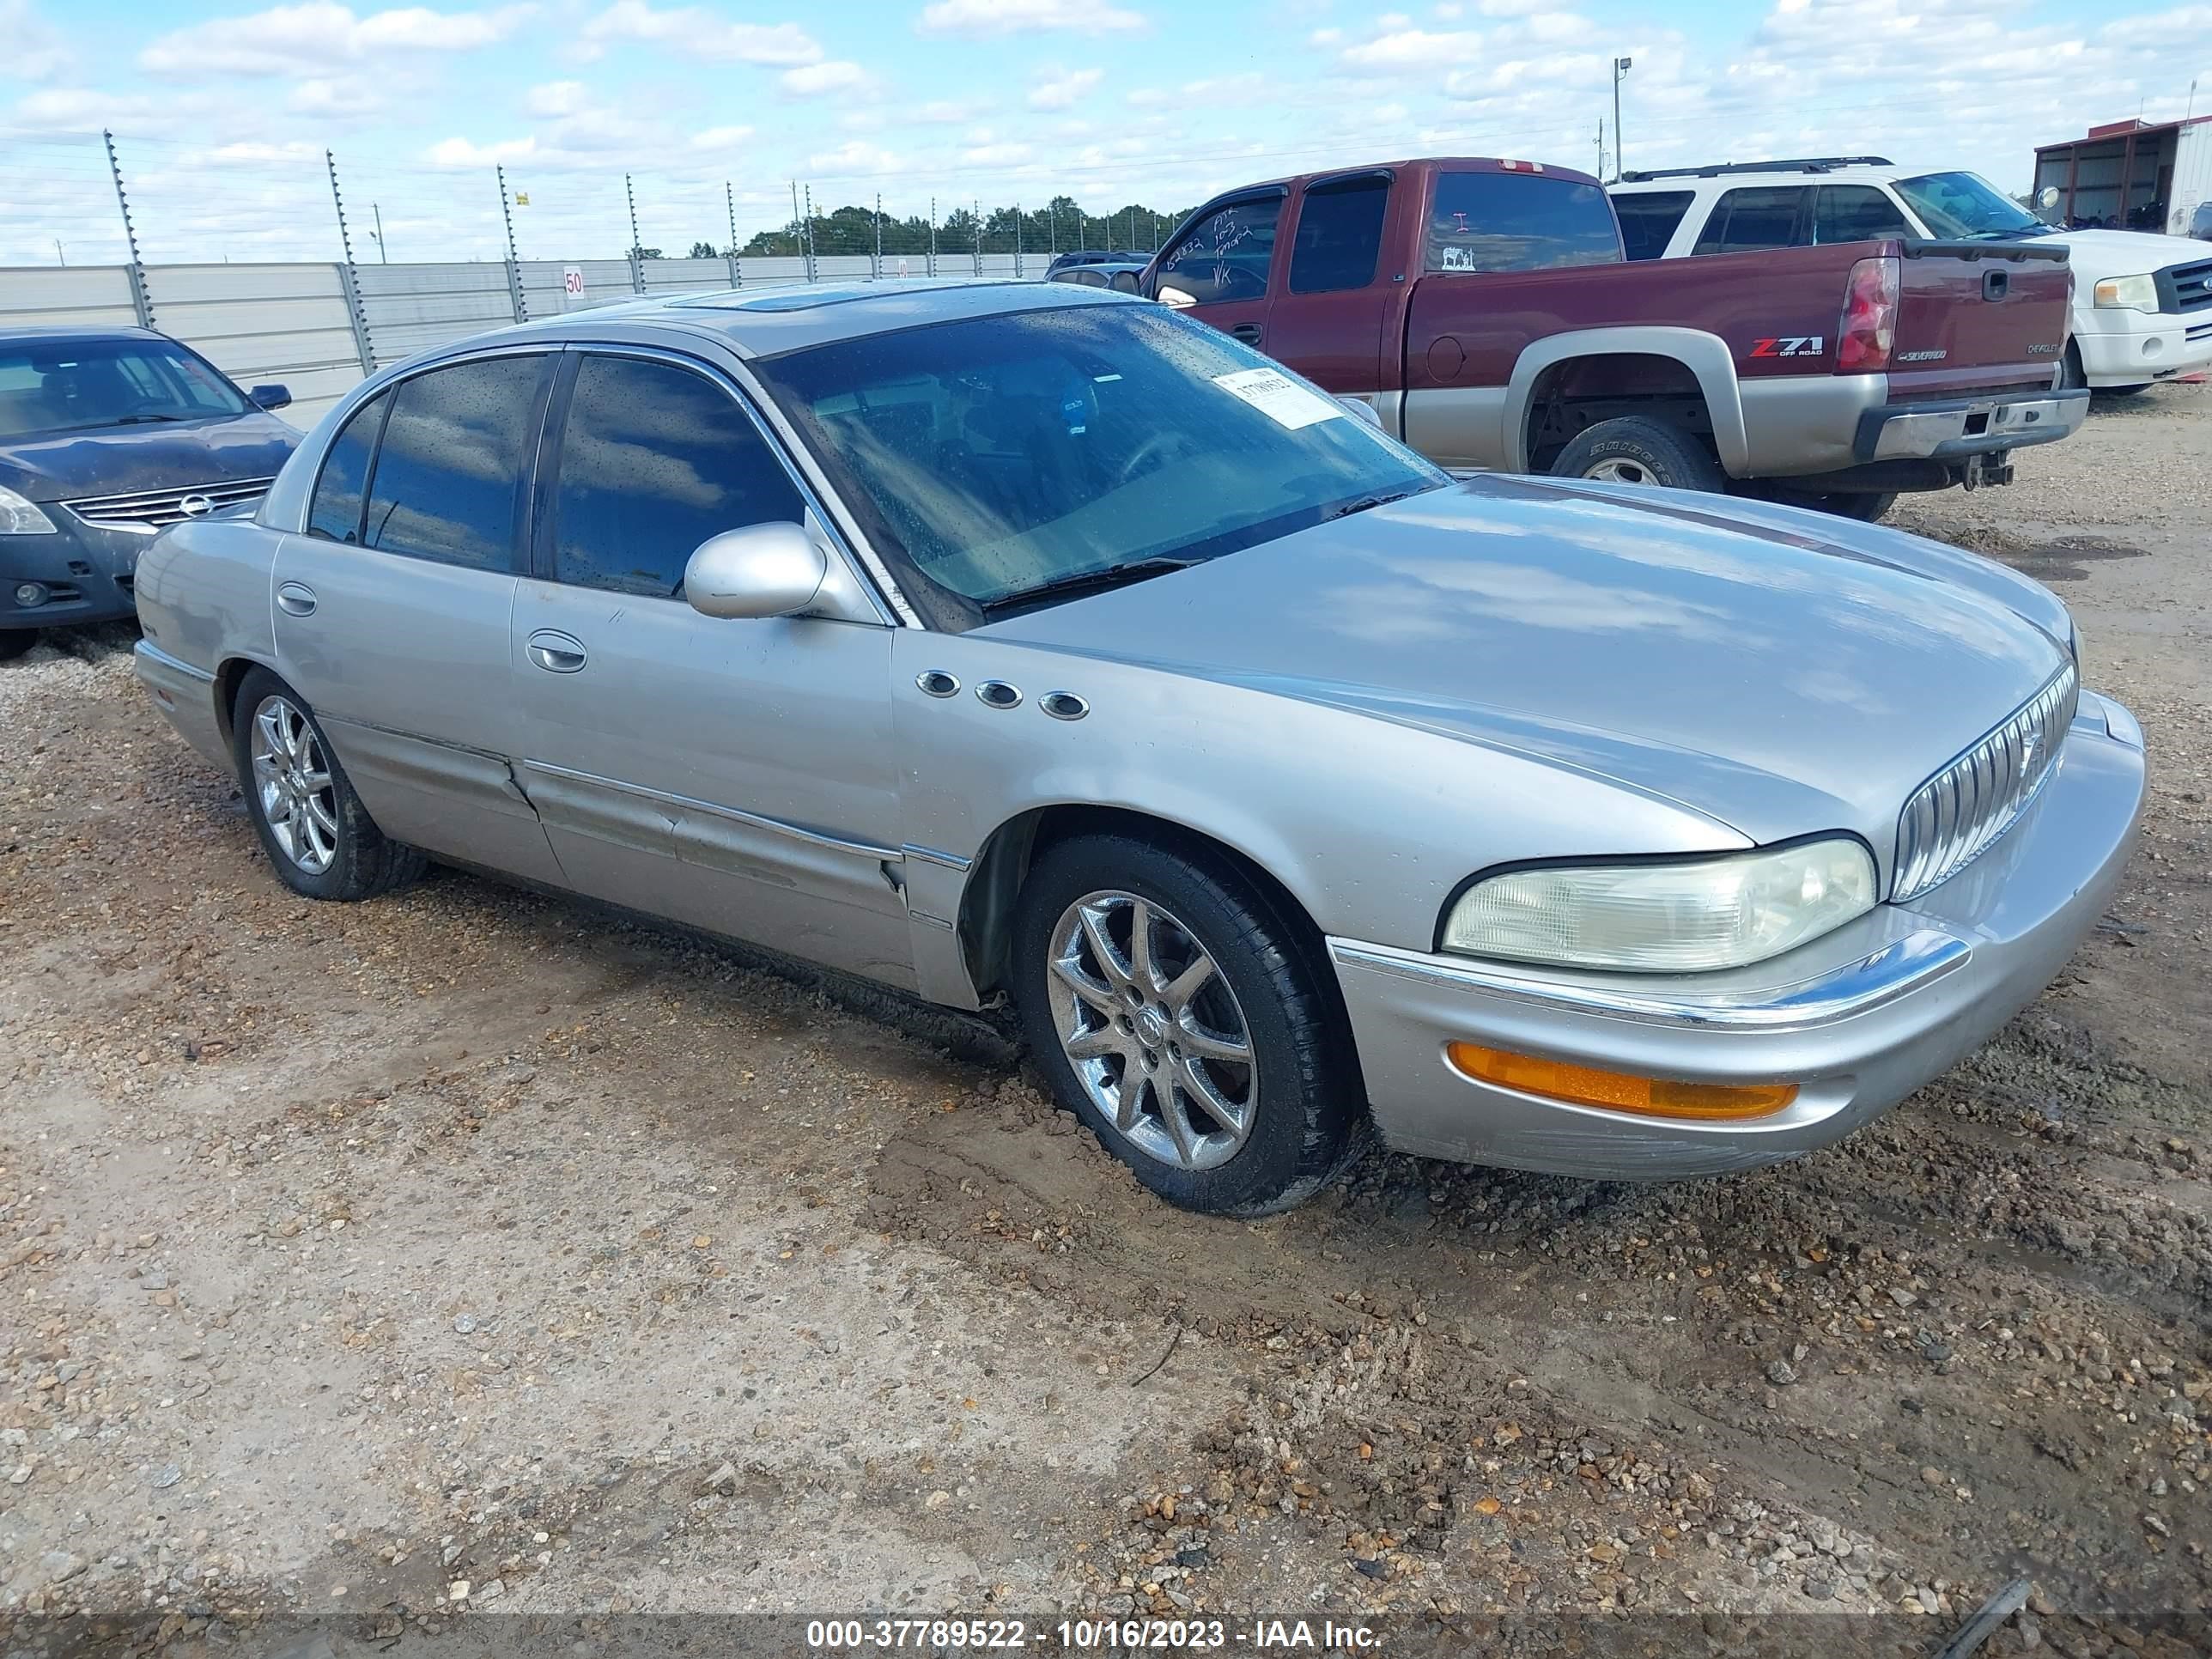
1611, 159, 2212, 396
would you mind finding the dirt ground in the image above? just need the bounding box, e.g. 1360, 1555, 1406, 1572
2, 383, 2208, 1658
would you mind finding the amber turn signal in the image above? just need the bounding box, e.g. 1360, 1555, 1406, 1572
1446, 1042, 1796, 1121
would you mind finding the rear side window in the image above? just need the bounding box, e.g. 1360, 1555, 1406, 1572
1426, 173, 1621, 272
1156, 197, 1282, 303
362, 355, 547, 571
1289, 175, 1390, 294
1613, 191, 1695, 260
1814, 185, 1912, 245
550, 356, 806, 599
306, 391, 388, 544
1693, 187, 1808, 255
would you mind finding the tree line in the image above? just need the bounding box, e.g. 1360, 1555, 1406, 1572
629, 194, 1194, 262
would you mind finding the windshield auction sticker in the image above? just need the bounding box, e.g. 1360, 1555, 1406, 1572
1210, 367, 1346, 430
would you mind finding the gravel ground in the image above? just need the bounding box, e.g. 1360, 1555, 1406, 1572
1, 382, 2207, 1657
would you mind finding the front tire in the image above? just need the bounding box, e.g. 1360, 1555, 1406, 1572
0, 631, 34, 662
1551, 416, 1726, 493
231, 666, 424, 902
1012, 833, 1364, 1217
1820, 491, 1897, 524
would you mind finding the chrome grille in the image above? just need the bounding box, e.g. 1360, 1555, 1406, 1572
1893, 664, 2077, 901
64, 477, 273, 535
2162, 258, 2212, 314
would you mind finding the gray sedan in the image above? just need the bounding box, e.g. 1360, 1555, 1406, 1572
132, 280, 2145, 1216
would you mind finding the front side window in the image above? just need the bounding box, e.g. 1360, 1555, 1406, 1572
0, 337, 251, 440
1693, 187, 1808, 255
753, 304, 1444, 613
1155, 197, 1282, 304
306, 390, 389, 544
1289, 176, 1390, 294
362, 355, 547, 572
1893, 172, 2047, 241
1426, 172, 1620, 272
1612, 191, 1695, 260
550, 356, 805, 599
1814, 185, 1912, 245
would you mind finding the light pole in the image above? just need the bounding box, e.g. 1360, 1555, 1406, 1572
1612, 57, 1632, 182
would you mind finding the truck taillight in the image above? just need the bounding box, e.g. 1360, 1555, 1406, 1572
1836, 254, 1900, 373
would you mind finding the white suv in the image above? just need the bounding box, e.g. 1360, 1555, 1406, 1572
1612, 159, 2212, 395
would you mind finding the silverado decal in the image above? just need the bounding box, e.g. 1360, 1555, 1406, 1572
1749, 336, 1824, 358
1896, 349, 1949, 362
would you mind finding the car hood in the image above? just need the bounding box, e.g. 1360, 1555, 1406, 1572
0, 413, 299, 504
980, 475, 2073, 849
2034, 227, 2211, 278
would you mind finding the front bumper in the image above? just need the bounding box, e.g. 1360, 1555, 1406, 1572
1328, 690, 2144, 1181
1, 515, 149, 633
2071, 305, 2212, 386
1854, 387, 2087, 463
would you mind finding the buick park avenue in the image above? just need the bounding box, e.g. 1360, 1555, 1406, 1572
131, 282, 2143, 1215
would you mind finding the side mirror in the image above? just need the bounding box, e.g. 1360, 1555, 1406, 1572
1336, 396, 1383, 428
248, 384, 292, 411
1156, 284, 1197, 310
2037, 186, 2061, 210
684, 521, 828, 620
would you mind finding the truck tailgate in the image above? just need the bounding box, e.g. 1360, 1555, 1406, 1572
1887, 240, 2070, 398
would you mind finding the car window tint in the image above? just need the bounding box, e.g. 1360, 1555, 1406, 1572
1814, 185, 1911, 244
1289, 176, 1390, 294
362, 356, 544, 571
1155, 198, 1281, 303
1613, 191, 1695, 260
1694, 187, 1807, 254
550, 356, 805, 599
1426, 173, 1620, 271
307, 390, 389, 544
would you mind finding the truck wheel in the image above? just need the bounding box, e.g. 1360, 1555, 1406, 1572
1821, 492, 1897, 524
1552, 417, 1726, 493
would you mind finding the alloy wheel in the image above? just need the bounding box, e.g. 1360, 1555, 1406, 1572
1044, 890, 1257, 1172
1583, 457, 1656, 484
249, 693, 338, 875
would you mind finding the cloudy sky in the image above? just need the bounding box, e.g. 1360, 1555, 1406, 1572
1, 0, 2207, 266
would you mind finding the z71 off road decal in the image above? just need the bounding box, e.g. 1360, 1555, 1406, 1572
1748, 336, 1825, 358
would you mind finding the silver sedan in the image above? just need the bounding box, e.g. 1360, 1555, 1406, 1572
132, 280, 2145, 1215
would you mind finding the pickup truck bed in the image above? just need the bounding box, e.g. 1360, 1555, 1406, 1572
1149, 157, 2084, 508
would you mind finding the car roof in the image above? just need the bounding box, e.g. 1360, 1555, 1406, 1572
483, 277, 1137, 359
0, 324, 166, 344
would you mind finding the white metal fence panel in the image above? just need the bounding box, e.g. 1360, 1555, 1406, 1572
144, 262, 362, 428
515, 258, 635, 319
639, 258, 732, 295
0, 264, 141, 330
356, 262, 515, 368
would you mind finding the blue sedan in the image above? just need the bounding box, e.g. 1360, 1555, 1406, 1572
1, 326, 298, 657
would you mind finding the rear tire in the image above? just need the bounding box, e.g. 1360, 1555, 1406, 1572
1820, 492, 1897, 524
231, 666, 425, 902
1551, 416, 1726, 493
0, 631, 34, 661
1012, 831, 1365, 1217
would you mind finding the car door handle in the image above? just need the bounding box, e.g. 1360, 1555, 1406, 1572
1231, 322, 1264, 345
276, 581, 316, 617
526, 629, 587, 673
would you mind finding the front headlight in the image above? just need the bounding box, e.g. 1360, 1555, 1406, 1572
1441, 838, 1878, 972
0, 486, 58, 536
2091, 273, 2160, 313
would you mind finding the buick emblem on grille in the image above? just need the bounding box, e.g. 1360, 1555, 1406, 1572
178, 495, 215, 518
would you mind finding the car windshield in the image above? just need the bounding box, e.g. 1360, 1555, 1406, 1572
0, 337, 252, 439
1893, 172, 2049, 241
753, 303, 1445, 612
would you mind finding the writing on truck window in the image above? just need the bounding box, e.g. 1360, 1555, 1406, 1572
1425, 173, 1622, 272
1158, 200, 1280, 303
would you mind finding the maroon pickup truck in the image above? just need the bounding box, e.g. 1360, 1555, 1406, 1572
1146, 157, 2085, 517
